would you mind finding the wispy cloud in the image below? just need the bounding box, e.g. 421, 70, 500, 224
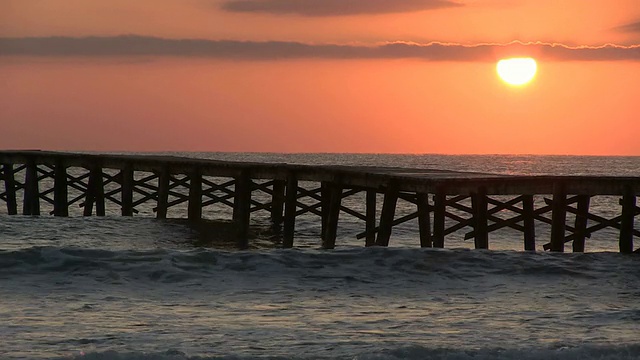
1, 36, 639, 62
220, 0, 462, 16
616, 20, 640, 33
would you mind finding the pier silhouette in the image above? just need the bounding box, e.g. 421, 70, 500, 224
0, 151, 638, 252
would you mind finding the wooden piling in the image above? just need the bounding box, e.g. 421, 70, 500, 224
282, 173, 297, 248
2, 164, 17, 215
375, 182, 399, 247
121, 165, 134, 216
23, 161, 40, 216
472, 188, 489, 249
233, 171, 252, 249
156, 167, 170, 219
2, 151, 640, 253
321, 182, 330, 241
416, 193, 432, 248
522, 195, 536, 251
188, 170, 202, 221
270, 179, 285, 231
322, 182, 342, 249
53, 160, 69, 217
432, 189, 446, 248
619, 185, 636, 254
549, 182, 567, 252
365, 190, 377, 247
84, 165, 105, 216
572, 195, 591, 252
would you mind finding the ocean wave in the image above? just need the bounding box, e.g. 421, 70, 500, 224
0, 246, 637, 285
53, 344, 640, 360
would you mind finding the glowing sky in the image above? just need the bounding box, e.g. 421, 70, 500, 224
1, 0, 640, 154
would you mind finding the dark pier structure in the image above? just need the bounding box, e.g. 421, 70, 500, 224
0, 151, 638, 253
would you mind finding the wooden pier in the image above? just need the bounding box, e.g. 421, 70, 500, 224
0, 151, 638, 253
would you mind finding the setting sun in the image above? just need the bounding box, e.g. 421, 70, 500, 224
496, 58, 538, 86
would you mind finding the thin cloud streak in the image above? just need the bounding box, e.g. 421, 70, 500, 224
1, 36, 639, 62
616, 20, 640, 33
220, 0, 462, 16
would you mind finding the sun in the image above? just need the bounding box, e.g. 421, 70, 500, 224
496, 57, 537, 86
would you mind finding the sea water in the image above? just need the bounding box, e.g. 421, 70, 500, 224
0, 153, 639, 359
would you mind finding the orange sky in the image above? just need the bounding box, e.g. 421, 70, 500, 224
1, 0, 640, 155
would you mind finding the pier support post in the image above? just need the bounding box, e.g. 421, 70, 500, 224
283, 173, 297, 248
188, 170, 202, 221
365, 190, 377, 247
619, 185, 636, 254
417, 193, 432, 248
321, 182, 330, 240
472, 187, 489, 249
156, 167, 170, 219
572, 195, 591, 252
270, 179, 285, 231
522, 195, 536, 251
23, 161, 40, 216
375, 181, 399, 247
233, 171, 252, 249
322, 182, 342, 249
432, 189, 446, 248
549, 182, 567, 252
84, 165, 105, 216
53, 160, 68, 217
121, 165, 134, 216
2, 164, 18, 215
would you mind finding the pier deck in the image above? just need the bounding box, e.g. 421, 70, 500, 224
0, 150, 638, 252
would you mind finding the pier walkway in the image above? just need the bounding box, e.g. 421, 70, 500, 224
0, 151, 638, 252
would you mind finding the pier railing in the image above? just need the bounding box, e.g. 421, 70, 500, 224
0, 151, 638, 253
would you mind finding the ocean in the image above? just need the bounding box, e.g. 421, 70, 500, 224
1, 153, 639, 360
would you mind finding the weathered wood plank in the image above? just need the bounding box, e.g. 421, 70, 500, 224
522, 195, 536, 251
471, 187, 488, 249
156, 167, 170, 219
121, 165, 134, 216
283, 173, 298, 248
365, 190, 377, 247
23, 161, 40, 215
542, 201, 640, 250
84, 165, 105, 216
572, 195, 590, 252
619, 186, 636, 254
271, 179, 286, 231
376, 182, 399, 247
356, 211, 419, 240
321, 182, 330, 241
234, 171, 252, 249
549, 182, 567, 252
416, 192, 432, 248
3, 164, 18, 215
322, 182, 342, 249
53, 160, 68, 217
188, 171, 202, 221
432, 189, 446, 248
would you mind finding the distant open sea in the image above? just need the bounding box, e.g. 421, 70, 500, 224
1, 153, 639, 360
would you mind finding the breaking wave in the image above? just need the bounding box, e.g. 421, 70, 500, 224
1, 245, 637, 283
56, 344, 640, 360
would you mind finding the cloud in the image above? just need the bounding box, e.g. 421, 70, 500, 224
1, 36, 639, 62
616, 20, 640, 33
220, 0, 462, 16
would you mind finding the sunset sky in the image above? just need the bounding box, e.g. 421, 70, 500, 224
1, 0, 639, 155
